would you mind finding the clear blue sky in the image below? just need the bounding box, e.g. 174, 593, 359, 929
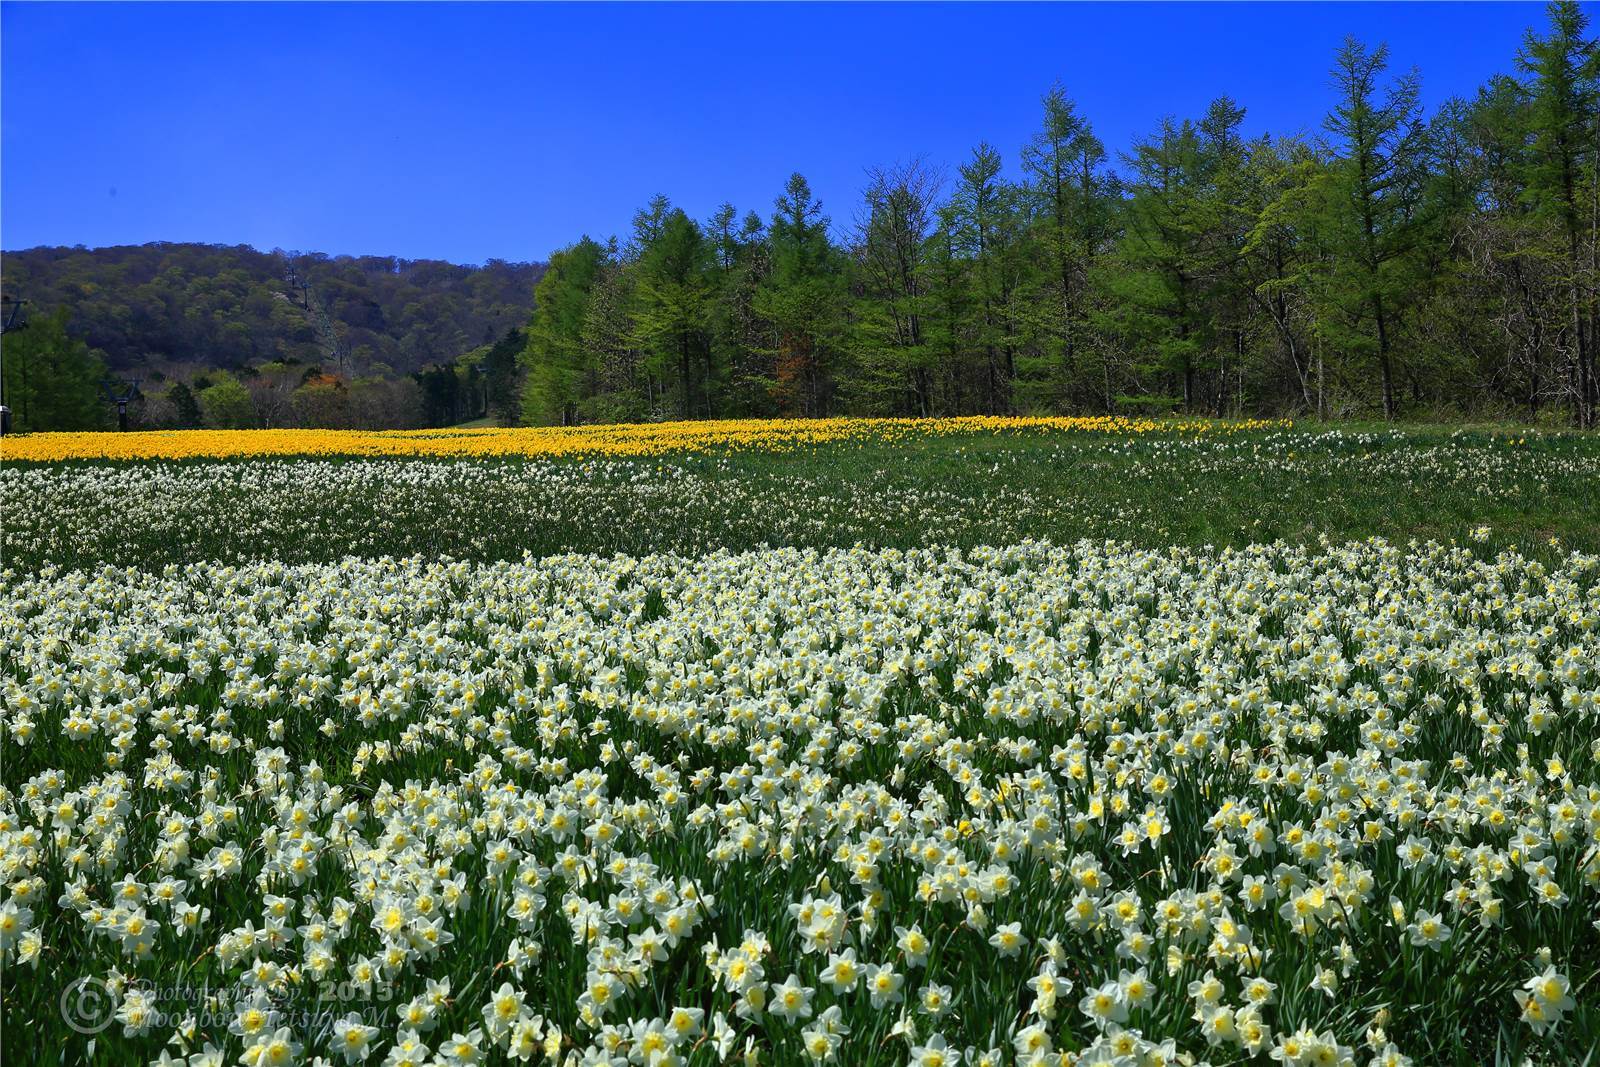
0, 1, 1575, 265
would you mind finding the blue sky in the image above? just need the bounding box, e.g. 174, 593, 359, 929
0, 2, 1576, 265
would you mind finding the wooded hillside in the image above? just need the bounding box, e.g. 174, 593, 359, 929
1, 242, 541, 376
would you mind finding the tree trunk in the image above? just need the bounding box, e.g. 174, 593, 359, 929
1316, 334, 1326, 422
679, 335, 692, 420
1374, 292, 1396, 421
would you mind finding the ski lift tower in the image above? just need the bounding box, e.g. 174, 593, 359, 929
102, 377, 142, 431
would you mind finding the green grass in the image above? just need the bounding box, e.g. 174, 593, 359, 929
5, 423, 1598, 572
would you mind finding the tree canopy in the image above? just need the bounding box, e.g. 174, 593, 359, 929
514, 4, 1599, 426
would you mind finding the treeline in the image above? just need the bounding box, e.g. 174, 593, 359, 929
126, 327, 528, 432
1, 242, 541, 433
1, 242, 540, 375
522, 5, 1600, 426
1, 324, 526, 435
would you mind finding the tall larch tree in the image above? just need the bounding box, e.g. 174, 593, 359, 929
756, 174, 847, 416
1518, 0, 1599, 425
1323, 37, 1428, 420
852, 160, 942, 414
520, 237, 609, 425
1020, 85, 1110, 408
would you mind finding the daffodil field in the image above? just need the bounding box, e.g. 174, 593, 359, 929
6, 420, 1600, 570
2, 419, 1599, 1067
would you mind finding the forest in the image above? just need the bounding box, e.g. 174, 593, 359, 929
2, 2, 1596, 433
0, 244, 539, 432
521, 5, 1599, 428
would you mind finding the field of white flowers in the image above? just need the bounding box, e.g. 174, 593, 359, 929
4, 533, 1597, 1065
6, 427, 1599, 570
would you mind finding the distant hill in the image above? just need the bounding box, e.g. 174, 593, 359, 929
0, 242, 544, 376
